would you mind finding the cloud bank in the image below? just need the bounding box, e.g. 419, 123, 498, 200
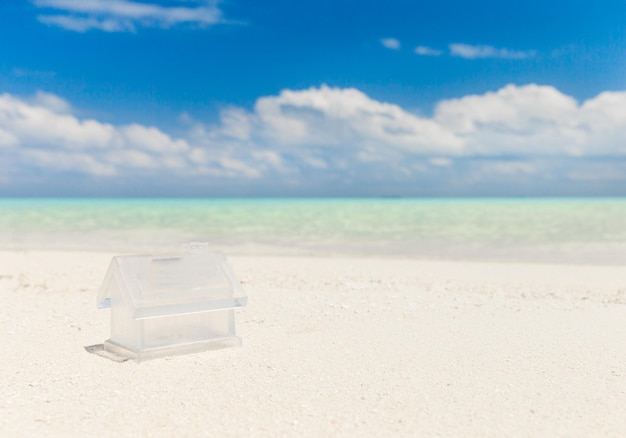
0, 91, 255, 179
2, 84, 626, 195
33, 0, 222, 32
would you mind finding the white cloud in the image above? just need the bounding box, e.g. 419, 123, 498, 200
38, 15, 134, 32
208, 84, 626, 160
105, 149, 157, 169
31, 91, 72, 113
0, 128, 19, 148
434, 84, 626, 157
381, 38, 401, 50
3, 84, 626, 192
120, 124, 189, 153
218, 108, 254, 141
449, 43, 536, 59
435, 84, 582, 155
24, 149, 117, 176
250, 85, 463, 155
415, 46, 442, 56
0, 93, 117, 150
565, 161, 626, 181
178, 84, 626, 184
33, 0, 222, 32
0, 92, 252, 178
481, 160, 537, 176
429, 157, 452, 167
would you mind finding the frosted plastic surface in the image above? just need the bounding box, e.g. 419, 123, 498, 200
98, 249, 247, 319
97, 245, 247, 361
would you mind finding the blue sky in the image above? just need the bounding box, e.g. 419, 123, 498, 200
1, 0, 626, 196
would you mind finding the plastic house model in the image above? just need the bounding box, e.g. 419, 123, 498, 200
97, 246, 247, 362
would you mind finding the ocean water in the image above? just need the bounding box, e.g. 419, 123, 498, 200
1, 198, 626, 264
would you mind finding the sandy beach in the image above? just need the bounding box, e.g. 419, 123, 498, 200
1, 250, 626, 436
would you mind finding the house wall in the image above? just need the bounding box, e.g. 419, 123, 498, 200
109, 281, 142, 349
141, 309, 236, 349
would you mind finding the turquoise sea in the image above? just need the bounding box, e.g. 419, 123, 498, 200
1, 198, 626, 264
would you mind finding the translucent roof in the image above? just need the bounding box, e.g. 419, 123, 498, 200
98, 249, 247, 320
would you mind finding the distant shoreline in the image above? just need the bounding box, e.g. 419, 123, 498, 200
1, 197, 625, 265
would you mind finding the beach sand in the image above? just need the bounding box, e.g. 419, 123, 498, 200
1, 250, 626, 436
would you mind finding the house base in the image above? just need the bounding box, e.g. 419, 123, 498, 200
103, 337, 242, 362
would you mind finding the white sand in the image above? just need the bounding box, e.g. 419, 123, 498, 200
1, 250, 626, 436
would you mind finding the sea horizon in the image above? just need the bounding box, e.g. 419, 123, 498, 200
1, 197, 625, 265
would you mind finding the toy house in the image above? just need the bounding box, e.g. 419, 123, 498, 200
97, 246, 247, 362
